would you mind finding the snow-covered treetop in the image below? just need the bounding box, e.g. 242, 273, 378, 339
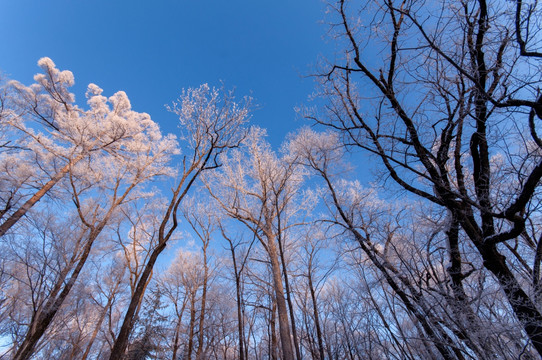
8, 57, 178, 163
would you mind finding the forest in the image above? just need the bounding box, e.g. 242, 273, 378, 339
1, 0, 542, 359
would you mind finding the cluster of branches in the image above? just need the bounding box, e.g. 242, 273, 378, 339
0, 58, 250, 360
306, 0, 542, 358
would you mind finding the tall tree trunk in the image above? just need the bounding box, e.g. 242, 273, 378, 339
171, 299, 187, 360
108, 241, 167, 360
187, 291, 197, 360
445, 212, 496, 359
276, 232, 301, 360
267, 233, 295, 360
195, 246, 209, 359
229, 244, 245, 360
307, 268, 325, 360
270, 299, 278, 360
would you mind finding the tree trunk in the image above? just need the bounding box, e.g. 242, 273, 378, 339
171, 297, 188, 360
270, 299, 278, 360
307, 269, 325, 360
187, 292, 197, 360
195, 244, 209, 359
267, 233, 295, 360
276, 233, 301, 360
108, 242, 166, 360
480, 242, 542, 355
229, 244, 245, 360
445, 213, 496, 358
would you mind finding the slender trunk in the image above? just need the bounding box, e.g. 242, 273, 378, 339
171, 297, 188, 360
171, 324, 180, 360
246, 310, 253, 360
81, 278, 122, 360
230, 245, 245, 360
267, 233, 295, 360
108, 242, 166, 360
187, 292, 197, 360
276, 233, 301, 360
302, 304, 317, 360
270, 299, 278, 360
195, 245, 209, 359
307, 269, 325, 360
237, 280, 245, 360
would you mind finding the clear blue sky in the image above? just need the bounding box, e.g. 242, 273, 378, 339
0, 0, 332, 147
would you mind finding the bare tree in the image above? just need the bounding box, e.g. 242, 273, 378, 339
205, 128, 305, 360
296, 225, 337, 360
154, 250, 194, 360
80, 258, 127, 360
109, 84, 250, 359
219, 225, 255, 360
182, 198, 218, 359
308, 0, 542, 355
290, 127, 538, 358
1, 58, 173, 237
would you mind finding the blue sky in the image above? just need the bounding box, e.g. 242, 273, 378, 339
1, 0, 332, 147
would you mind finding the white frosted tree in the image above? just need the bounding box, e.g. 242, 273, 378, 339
310, 0, 542, 355
0, 58, 178, 360
109, 84, 251, 359
204, 128, 307, 360
0, 58, 176, 237
290, 127, 539, 359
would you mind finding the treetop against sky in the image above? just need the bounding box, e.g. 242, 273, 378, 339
0, 0, 331, 147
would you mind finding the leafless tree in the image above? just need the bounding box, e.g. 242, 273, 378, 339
205, 128, 309, 360
308, 0, 542, 355
109, 84, 250, 359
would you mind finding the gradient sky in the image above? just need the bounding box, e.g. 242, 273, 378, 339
0, 0, 333, 147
